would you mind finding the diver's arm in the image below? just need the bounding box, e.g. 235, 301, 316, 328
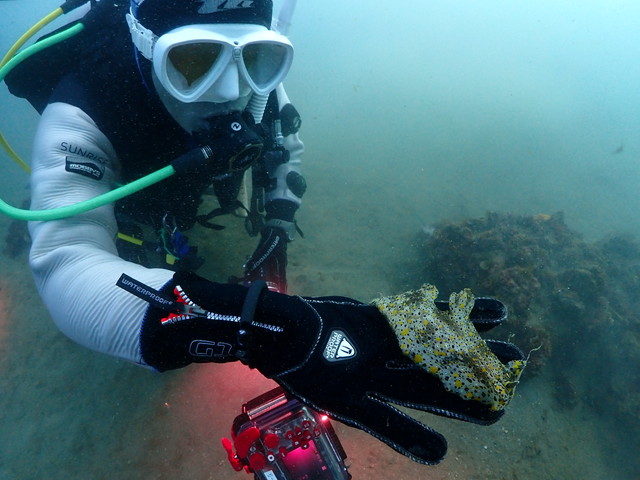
28, 102, 173, 366
243, 85, 305, 292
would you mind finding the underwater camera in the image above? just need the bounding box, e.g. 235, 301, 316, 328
222, 387, 351, 480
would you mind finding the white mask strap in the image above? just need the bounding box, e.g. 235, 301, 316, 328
126, 10, 157, 60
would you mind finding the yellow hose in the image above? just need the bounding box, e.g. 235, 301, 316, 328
0, 8, 64, 68
1, 7, 64, 171
0, 132, 30, 173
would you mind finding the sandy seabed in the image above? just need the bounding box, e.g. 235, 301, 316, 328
0, 178, 637, 480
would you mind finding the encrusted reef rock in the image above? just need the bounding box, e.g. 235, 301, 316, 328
416, 211, 640, 421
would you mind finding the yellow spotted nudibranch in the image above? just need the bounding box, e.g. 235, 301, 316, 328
371, 284, 525, 411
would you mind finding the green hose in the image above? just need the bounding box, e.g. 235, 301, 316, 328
0, 23, 179, 222
1, 166, 176, 221
1, 21, 83, 72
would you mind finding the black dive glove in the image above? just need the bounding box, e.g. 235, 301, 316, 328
134, 273, 525, 465
243, 224, 289, 293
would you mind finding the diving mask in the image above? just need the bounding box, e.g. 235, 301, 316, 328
128, 14, 293, 103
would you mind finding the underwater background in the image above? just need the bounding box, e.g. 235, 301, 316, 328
1, 0, 639, 478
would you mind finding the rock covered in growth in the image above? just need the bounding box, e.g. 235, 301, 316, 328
416, 211, 640, 424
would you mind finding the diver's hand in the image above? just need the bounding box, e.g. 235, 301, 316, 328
243, 226, 288, 293
137, 272, 525, 465
257, 293, 513, 464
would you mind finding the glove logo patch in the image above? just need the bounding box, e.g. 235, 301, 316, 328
323, 329, 357, 362
189, 340, 232, 358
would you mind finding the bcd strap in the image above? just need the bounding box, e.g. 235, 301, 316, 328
244, 91, 280, 236
235, 279, 268, 361
196, 199, 249, 230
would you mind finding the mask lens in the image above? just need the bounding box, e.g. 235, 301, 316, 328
168, 42, 224, 86
242, 43, 290, 90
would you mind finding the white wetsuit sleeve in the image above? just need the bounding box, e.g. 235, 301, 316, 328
265, 84, 304, 206
28, 102, 174, 366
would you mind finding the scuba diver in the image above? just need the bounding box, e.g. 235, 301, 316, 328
2, 0, 527, 468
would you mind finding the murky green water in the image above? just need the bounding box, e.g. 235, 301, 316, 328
1, 1, 639, 478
